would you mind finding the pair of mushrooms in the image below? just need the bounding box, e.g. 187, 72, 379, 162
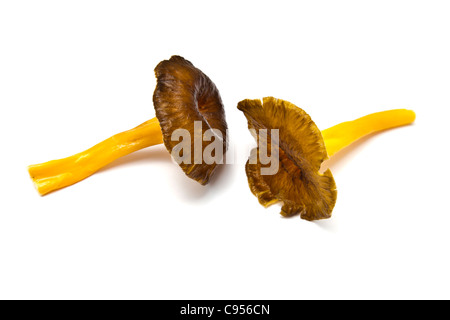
29, 56, 415, 221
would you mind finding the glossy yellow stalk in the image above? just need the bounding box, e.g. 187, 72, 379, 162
29, 117, 164, 195
321, 109, 416, 157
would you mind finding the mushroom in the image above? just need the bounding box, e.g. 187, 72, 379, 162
237, 97, 415, 221
29, 56, 228, 195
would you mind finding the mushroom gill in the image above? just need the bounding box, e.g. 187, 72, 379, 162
238, 97, 337, 220
154, 56, 228, 185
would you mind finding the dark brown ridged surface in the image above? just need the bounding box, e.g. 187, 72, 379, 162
238, 97, 337, 220
153, 56, 228, 185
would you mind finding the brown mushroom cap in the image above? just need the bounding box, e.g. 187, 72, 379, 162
153, 56, 228, 185
237, 97, 337, 220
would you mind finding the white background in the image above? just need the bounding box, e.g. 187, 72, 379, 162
0, 0, 449, 300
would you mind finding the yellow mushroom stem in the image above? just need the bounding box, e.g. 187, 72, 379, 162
321, 109, 416, 158
28, 117, 163, 195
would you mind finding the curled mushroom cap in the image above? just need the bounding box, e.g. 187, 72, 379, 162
238, 97, 337, 220
154, 56, 228, 185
